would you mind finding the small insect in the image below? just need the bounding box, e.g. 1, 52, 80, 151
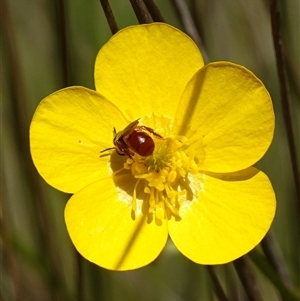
101, 119, 162, 158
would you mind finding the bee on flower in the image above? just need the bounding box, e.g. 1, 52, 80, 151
30, 23, 276, 271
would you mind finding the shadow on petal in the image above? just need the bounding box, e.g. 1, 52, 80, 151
204, 166, 260, 182
107, 152, 161, 226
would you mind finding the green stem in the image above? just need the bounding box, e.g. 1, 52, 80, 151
142, 0, 165, 22
99, 0, 119, 34
2, 0, 63, 298
269, 0, 300, 213
129, 0, 153, 24
233, 257, 264, 301
206, 266, 231, 301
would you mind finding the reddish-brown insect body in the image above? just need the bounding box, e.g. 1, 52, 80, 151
112, 119, 162, 158
125, 130, 155, 157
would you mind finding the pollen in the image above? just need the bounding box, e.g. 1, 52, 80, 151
125, 134, 200, 221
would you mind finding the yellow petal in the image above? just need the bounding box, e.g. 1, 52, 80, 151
168, 167, 276, 264
174, 62, 275, 173
65, 177, 168, 270
30, 86, 128, 193
94, 23, 204, 120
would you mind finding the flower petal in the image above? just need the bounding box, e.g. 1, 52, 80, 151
174, 62, 275, 173
94, 23, 204, 120
30, 86, 128, 193
65, 178, 168, 271
168, 167, 276, 264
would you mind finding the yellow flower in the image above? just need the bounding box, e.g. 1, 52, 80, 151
30, 23, 276, 271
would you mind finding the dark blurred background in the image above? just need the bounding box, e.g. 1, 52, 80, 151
2, 0, 299, 300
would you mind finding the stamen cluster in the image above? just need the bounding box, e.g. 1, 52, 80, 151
124, 137, 199, 220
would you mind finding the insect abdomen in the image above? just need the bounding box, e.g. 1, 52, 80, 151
127, 131, 155, 157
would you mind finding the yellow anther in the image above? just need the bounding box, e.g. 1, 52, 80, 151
125, 129, 199, 221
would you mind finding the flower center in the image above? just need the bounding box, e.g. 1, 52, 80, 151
123, 125, 200, 221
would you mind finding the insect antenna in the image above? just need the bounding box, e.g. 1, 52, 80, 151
100, 147, 115, 153
100, 147, 116, 157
